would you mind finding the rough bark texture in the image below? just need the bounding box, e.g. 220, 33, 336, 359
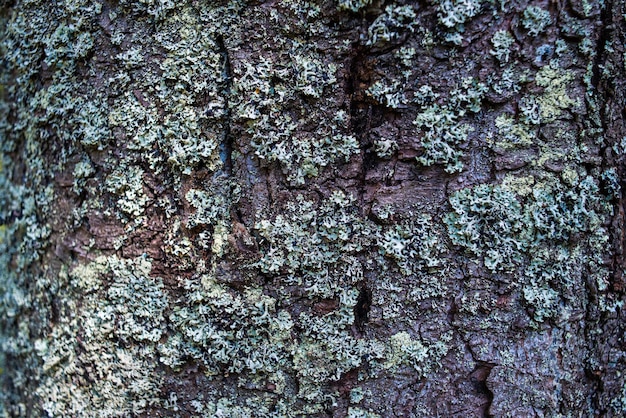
1, 0, 625, 416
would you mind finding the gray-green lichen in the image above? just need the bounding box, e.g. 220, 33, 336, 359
1, 0, 624, 416
412, 77, 486, 173
490, 30, 514, 64
236, 53, 358, 185
522, 5, 552, 36
365, 5, 416, 47
36, 256, 167, 416
337, 0, 372, 13
445, 172, 609, 323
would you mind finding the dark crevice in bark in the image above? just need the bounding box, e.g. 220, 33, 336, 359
614, 3, 626, 290
470, 362, 495, 418
353, 284, 372, 333
595, 0, 625, 291
587, 0, 626, 413
0, 1, 17, 10
461, 332, 497, 418
347, 41, 373, 210
586, 366, 607, 416
216, 34, 233, 177
601, 0, 626, 292
590, 9, 613, 95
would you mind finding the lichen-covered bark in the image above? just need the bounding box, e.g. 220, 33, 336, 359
1, 0, 625, 416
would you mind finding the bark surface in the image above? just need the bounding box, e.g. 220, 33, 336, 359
1, 0, 625, 416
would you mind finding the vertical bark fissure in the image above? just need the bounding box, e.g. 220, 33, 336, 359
587, 1, 626, 413
217, 34, 233, 178
347, 43, 371, 210
353, 284, 372, 333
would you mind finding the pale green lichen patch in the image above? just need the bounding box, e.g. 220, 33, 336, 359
385, 330, 452, 375
150, 190, 454, 412
492, 113, 536, 149
117, 0, 177, 20
154, 9, 227, 174
234, 51, 358, 184
522, 5, 552, 36
72, 158, 95, 194
104, 5, 231, 179
247, 191, 453, 408
501, 174, 535, 197
1, 0, 109, 155
293, 54, 338, 99
366, 5, 416, 47
445, 173, 610, 322
106, 165, 149, 220
161, 272, 451, 411
373, 137, 399, 159
107, 91, 163, 165
435, 0, 483, 29
490, 61, 578, 152
255, 191, 373, 297
35, 256, 168, 416
491, 30, 515, 64
186, 187, 233, 229
0, 2, 68, 409
533, 60, 579, 123
337, 0, 373, 13
258, 123, 358, 185
366, 79, 408, 109
162, 275, 295, 376
413, 78, 486, 173
347, 407, 382, 418
446, 184, 528, 272
446, 175, 605, 270
377, 214, 446, 275
183, 178, 240, 260
294, 296, 372, 400
432, 0, 487, 44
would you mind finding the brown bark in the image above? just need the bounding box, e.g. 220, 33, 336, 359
1, 0, 625, 416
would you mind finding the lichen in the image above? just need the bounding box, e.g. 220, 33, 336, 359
435, 0, 483, 29
255, 191, 373, 297
490, 61, 578, 153
533, 60, 578, 123
233, 49, 358, 184
105, 165, 149, 220
522, 5, 552, 37
445, 183, 528, 271
491, 30, 515, 64
337, 0, 373, 13
0, 0, 622, 415
347, 407, 381, 418
433, 0, 486, 44
366, 79, 408, 109
365, 5, 416, 47
413, 77, 485, 172
373, 137, 398, 159
445, 172, 610, 326
36, 256, 167, 416
385, 330, 452, 375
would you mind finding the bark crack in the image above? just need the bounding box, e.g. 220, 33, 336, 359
217, 33, 234, 177
586, 1, 626, 414
347, 42, 372, 211
353, 284, 372, 334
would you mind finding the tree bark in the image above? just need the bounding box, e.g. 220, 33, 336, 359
1, 0, 625, 416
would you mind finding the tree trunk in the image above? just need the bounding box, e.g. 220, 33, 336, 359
1, 0, 625, 416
